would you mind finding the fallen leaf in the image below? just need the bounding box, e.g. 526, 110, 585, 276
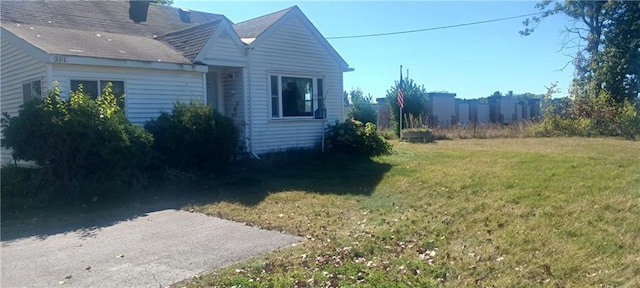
85, 266, 91, 271
116, 254, 124, 258
65, 275, 72, 279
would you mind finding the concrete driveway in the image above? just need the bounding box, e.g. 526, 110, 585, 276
1, 209, 300, 288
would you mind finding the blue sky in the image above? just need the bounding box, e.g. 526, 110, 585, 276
174, 1, 575, 99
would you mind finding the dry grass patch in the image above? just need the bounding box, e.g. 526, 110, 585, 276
179, 138, 640, 287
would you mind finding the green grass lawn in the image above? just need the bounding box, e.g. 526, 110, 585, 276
178, 138, 639, 287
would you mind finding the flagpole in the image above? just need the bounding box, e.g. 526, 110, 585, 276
399, 65, 403, 140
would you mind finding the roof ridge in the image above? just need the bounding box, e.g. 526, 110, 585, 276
233, 5, 296, 26
157, 17, 224, 38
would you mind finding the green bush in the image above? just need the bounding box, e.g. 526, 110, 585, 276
1, 83, 153, 186
535, 92, 640, 139
324, 119, 392, 157
144, 101, 239, 173
379, 129, 399, 140
346, 90, 377, 125
0, 166, 50, 209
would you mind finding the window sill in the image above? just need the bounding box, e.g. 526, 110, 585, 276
270, 117, 324, 122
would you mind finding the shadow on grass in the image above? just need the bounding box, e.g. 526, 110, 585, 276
214, 151, 392, 206
1, 151, 391, 242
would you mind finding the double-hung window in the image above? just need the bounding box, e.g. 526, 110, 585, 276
70, 79, 125, 108
22, 80, 41, 103
270, 75, 324, 118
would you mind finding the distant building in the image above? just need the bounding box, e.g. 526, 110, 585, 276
456, 99, 470, 125
374, 91, 542, 130
428, 92, 456, 127
376, 97, 391, 130
489, 95, 517, 124
528, 98, 541, 118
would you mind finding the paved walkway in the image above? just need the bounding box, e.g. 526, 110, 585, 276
1, 209, 300, 288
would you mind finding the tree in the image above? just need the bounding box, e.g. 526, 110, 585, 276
598, 1, 640, 102
522, 0, 640, 103
385, 78, 428, 133
346, 88, 377, 125
343, 90, 350, 106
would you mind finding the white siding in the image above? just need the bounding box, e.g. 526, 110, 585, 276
248, 15, 344, 154
203, 31, 246, 64
51, 64, 205, 125
0, 38, 47, 164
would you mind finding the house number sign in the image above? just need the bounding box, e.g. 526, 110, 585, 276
52, 55, 67, 63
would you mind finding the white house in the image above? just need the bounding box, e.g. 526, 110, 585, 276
0, 1, 351, 163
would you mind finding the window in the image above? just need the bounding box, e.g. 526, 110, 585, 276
270, 75, 324, 118
70, 79, 125, 107
22, 80, 41, 103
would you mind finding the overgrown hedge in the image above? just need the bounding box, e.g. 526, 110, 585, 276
1, 83, 153, 185
1, 84, 154, 208
144, 101, 239, 173
534, 92, 640, 139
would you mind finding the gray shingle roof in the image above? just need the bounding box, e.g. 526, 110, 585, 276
0, 0, 224, 63
2, 22, 191, 64
157, 19, 223, 61
0, 1, 222, 37
233, 6, 294, 39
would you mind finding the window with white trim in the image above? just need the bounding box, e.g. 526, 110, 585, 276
71, 79, 125, 108
270, 75, 324, 118
22, 80, 41, 103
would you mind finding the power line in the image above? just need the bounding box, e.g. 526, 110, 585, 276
326, 12, 545, 40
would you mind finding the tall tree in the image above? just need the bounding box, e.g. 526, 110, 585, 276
522, 0, 640, 103
598, 1, 640, 102
385, 78, 428, 132
343, 90, 350, 106
346, 88, 377, 125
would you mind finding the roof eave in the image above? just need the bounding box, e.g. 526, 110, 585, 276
50, 54, 208, 72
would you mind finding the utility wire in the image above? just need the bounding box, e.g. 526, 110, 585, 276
326, 11, 545, 40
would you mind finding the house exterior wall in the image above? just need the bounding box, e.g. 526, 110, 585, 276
50, 64, 206, 125
0, 38, 48, 164
203, 31, 246, 65
247, 15, 344, 154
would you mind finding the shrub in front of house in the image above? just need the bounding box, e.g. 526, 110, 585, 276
0, 165, 50, 209
0, 83, 154, 204
324, 119, 392, 157
144, 101, 239, 173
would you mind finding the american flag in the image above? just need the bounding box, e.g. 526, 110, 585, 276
398, 68, 404, 109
